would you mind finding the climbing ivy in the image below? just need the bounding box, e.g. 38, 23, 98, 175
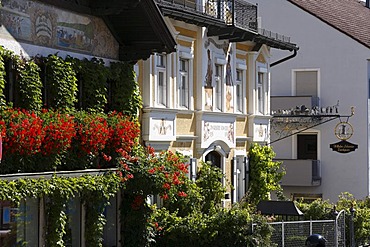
109, 62, 142, 117
17, 58, 43, 111
0, 173, 121, 246
71, 57, 108, 113
44, 54, 78, 113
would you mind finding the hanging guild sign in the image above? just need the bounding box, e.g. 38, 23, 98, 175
330, 121, 358, 153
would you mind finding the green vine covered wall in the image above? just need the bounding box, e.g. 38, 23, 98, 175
0, 46, 141, 115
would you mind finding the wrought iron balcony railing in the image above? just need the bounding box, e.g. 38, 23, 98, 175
155, 0, 258, 32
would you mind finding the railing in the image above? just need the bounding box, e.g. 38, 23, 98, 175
154, 0, 258, 32
276, 159, 321, 186
258, 28, 291, 43
265, 211, 346, 247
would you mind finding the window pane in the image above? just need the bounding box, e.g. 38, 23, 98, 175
64, 198, 81, 247
103, 196, 117, 246
215, 65, 222, 110
179, 59, 189, 108
257, 72, 264, 113
157, 54, 165, 67
236, 84, 242, 112
158, 71, 166, 105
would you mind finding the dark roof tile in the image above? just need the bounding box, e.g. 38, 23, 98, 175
288, 0, 370, 48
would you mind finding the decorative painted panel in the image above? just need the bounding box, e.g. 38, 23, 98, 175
0, 0, 119, 59
202, 121, 235, 148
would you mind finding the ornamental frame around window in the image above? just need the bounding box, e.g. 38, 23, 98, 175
177, 49, 193, 110
179, 58, 189, 108
155, 53, 169, 107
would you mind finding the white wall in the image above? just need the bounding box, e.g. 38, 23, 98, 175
254, 0, 370, 202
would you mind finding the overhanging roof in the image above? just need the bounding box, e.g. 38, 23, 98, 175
257, 200, 304, 216
37, 0, 177, 61
156, 0, 298, 52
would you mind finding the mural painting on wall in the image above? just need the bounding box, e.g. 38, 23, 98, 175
0, 0, 33, 41
154, 119, 172, 136
203, 121, 235, 148
0, 0, 119, 59
203, 38, 233, 112
225, 55, 233, 113
205, 49, 213, 110
254, 123, 268, 142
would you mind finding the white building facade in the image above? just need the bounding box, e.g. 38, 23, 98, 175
254, 0, 370, 202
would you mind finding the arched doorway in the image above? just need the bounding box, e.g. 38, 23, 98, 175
205, 150, 221, 169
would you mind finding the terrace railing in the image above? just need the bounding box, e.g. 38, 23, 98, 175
154, 0, 258, 33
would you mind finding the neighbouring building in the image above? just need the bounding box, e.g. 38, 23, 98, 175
0, 0, 176, 245
254, 0, 370, 202
138, 0, 298, 205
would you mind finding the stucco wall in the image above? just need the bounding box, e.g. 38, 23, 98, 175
254, 0, 370, 202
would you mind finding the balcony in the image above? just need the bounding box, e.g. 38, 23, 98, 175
271, 96, 320, 114
277, 159, 321, 186
155, 0, 298, 51
155, 0, 258, 32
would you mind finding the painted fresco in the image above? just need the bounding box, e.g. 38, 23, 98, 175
202, 121, 235, 148
0, 0, 119, 59
0, 0, 33, 41
203, 38, 234, 112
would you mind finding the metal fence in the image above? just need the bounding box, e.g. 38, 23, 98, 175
267, 210, 345, 247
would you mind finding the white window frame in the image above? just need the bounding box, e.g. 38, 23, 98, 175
179, 58, 189, 108
177, 48, 194, 109
235, 63, 247, 113
256, 64, 268, 115
155, 53, 170, 107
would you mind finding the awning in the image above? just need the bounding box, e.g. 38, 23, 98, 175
257, 200, 304, 216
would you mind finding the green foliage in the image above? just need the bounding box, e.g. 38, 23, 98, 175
296, 193, 370, 246
0, 173, 121, 246
0, 47, 141, 117
16, 58, 43, 111
195, 161, 226, 214
247, 144, 285, 205
109, 62, 142, 117
295, 198, 334, 220
72, 57, 108, 113
0, 48, 7, 107
151, 207, 275, 247
80, 174, 122, 247
147, 159, 274, 247
337, 192, 370, 246
44, 54, 78, 112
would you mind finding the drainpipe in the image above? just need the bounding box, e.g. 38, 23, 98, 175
270, 49, 298, 67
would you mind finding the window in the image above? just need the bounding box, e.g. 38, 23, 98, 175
297, 134, 317, 159
236, 69, 243, 112
103, 195, 119, 246
257, 72, 265, 114
156, 54, 167, 106
232, 156, 247, 203
215, 64, 223, 111
294, 70, 318, 97
179, 58, 189, 108
64, 198, 81, 247
0, 199, 39, 246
